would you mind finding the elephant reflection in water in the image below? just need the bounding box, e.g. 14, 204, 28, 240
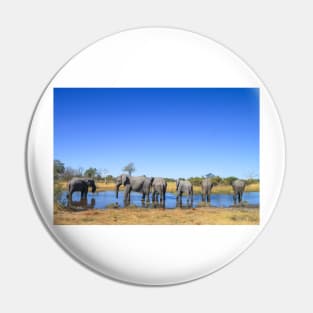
68, 198, 96, 210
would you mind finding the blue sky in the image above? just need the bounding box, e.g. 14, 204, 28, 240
54, 88, 259, 179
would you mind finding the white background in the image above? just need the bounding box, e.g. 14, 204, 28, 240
0, 0, 311, 312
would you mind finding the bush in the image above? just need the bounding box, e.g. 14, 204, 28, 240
223, 176, 238, 185
54, 182, 63, 202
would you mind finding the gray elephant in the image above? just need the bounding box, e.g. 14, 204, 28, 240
68, 178, 96, 200
115, 174, 154, 203
201, 178, 215, 202
151, 177, 167, 203
176, 179, 193, 205
232, 179, 246, 205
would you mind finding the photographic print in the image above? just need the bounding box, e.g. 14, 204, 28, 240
54, 88, 259, 225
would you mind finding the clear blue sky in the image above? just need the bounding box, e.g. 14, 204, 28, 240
54, 88, 259, 179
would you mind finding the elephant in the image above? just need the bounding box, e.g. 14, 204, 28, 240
68, 198, 96, 210
151, 177, 167, 203
201, 178, 215, 203
115, 174, 154, 203
68, 178, 96, 200
232, 179, 246, 205
176, 179, 193, 205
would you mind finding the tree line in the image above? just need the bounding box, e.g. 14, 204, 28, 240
54, 159, 259, 186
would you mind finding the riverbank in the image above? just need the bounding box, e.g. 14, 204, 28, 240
54, 204, 259, 225
57, 181, 259, 194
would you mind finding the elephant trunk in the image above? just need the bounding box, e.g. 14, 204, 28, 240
115, 183, 121, 199
91, 185, 96, 193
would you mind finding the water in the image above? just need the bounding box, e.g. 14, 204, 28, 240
58, 191, 259, 209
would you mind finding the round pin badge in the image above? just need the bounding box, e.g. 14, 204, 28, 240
26, 28, 285, 285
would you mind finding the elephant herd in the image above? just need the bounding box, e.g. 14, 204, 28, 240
68, 175, 247, 207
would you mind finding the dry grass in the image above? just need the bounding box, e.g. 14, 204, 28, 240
58, 180, 259, 194
54, 204, 259, 225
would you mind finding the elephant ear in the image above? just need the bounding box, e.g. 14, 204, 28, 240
150, 177, 154, 185
176, 179, 180, 190
82, 180, 89, 187
87, 179, 92, 186
122, 175, 129, 185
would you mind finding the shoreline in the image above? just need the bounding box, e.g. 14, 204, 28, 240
54, 204, 259, 225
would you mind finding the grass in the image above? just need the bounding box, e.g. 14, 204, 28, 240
57, 180, 259, 194
54, 204, 259, 225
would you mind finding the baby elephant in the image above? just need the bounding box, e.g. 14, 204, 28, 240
201, 178, 214, 203
232, 179, 246, 205
151, 177, 167, 203
68, 178, 97, 200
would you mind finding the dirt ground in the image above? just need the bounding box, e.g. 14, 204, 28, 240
54, 205, 259, 225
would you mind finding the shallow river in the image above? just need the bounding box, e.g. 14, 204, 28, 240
58, 190, 259, 209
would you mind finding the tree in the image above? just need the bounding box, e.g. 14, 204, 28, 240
188, 176, 202, 186
63, 167, 80, 180
105, 175, 114, 183
205, 173, 215, 178
211, 176, 222, 185
164, 177, 176, 182
223, 176, 238, 185
78, 167, 84, 177
123, 162, 135, 176
97, 168, 108, 182
84, 167, 97, 178
54, 160, 65, 180
245, 170, 259, 185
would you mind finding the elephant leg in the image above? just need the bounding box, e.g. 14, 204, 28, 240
128, 188, 131, 202
177, 189, 181, 202
239, 192, 243, 204
176, 192, 181, 206
162, 191, 166, 208
124, 185, 130, 204
207, 193, 210, 203
141, 192, 145, 202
